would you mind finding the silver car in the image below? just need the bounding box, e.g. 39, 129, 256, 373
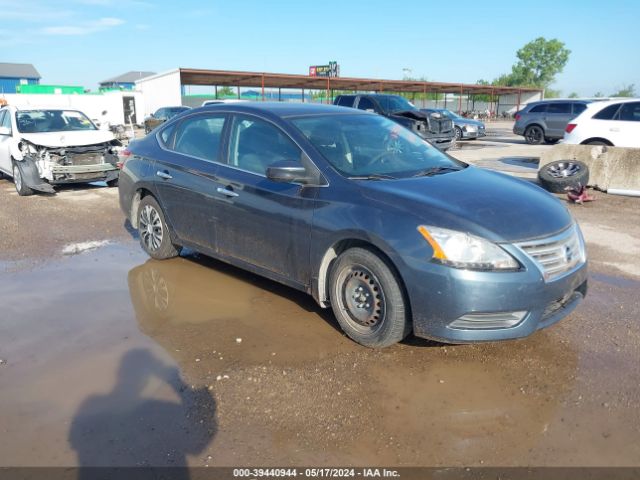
513, 100, 591, 145
422, 109, 486, 140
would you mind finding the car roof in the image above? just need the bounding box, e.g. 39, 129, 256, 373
197, 101, 367, 118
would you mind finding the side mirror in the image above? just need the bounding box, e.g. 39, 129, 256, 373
0, 126, 11, 136
266, 160, 310, 183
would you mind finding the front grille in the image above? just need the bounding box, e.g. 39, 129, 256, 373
515, 225, 585, 281
425, 114, 453, 134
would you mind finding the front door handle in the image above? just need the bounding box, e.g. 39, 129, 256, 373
609, 127, 620, 132
216, 187, 239, 197
156, 170, 172, 180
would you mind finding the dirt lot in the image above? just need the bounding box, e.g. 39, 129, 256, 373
0, 125, 639, 468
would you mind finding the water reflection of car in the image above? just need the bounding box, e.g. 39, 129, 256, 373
144, 106, 190, 134
421, 108, 486, 140
119, 103, 587, 348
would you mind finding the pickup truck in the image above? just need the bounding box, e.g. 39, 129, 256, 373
333, 94, 455, 151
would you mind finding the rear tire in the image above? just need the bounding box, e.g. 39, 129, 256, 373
544, 137, 559, 145
538, 160, 589, 194
106, 178, 119, 188
329, 247, 411, 348
137, 195, 181, 260
584, 140, 611, 146
12, 162, 34, 196
524, 125, 544, 145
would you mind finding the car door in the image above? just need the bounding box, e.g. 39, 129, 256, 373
0, 110, 14, 175
545, 102, 573, 137
152, 113, 228, 252
613, 101, 640, 147
213, 113, 318, 285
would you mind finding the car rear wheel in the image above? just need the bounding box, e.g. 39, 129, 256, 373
538, 160, 589, 193
137, 195, 181, 260
329, 247, 411, 348
524, 125, 544, 145
12, 162, 34, 196
584, 140, 611, 146
106, 178, 119, 188
544, 137, 559, 145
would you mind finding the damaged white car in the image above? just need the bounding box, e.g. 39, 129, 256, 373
0, 106, 121, 196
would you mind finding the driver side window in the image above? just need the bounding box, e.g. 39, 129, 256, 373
227, 115, 301, 176
0, 111, 11, 133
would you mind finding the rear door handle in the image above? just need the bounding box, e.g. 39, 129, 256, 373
156, 170, 172, 180
216, 187, 239, 197
610, 128, 620, 132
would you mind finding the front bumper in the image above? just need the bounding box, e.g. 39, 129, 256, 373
403, 253, 588, 343
424, 136, 455, 151
50, 163, 119, 184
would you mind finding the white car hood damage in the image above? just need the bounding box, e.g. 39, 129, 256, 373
19, 130, 116, 148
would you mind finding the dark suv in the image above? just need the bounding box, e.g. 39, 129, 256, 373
513, 100, 592, 145
334, 94, 455, 151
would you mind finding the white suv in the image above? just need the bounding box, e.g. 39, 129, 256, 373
563, 98, 640, 147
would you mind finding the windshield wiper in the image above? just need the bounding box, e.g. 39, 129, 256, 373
411, 166, 462, 177
348, 173, 397, 181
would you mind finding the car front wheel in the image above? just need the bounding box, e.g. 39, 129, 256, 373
137, 195, 181, 260
329, 247, 411, 348
12, 162, 34, 196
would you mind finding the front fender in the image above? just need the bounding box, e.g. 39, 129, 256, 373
9, 138, 23, 161
15, 157, 55, 193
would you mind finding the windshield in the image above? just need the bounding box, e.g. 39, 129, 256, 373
16, 110, 97, 133
292, 114, 466, 179
377, 96, 417, 113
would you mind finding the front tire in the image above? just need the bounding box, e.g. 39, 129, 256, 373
329, 247, 411, 348
137, 195, 181, 260
454, 126, 463, 141
12, 162, 34, 196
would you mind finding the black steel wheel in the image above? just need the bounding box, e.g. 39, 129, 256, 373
329, 247, 411, 348
524, 125, 544, 145
538, 160, 589, 193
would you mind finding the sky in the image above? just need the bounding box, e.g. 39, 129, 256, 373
1, 0, 639, 96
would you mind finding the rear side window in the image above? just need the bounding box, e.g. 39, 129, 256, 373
618, 102, 640, 122
573, 103, 587, 115
0, 110, 11, 132
547, 103, 572, 114
336, 96, 355, 107
593, 104, 621, 120
529, 104, 547, 113
357, 97, 377, 112
159, 123, 175, 146
172, 114, 226, 161
228, 115, 301, 176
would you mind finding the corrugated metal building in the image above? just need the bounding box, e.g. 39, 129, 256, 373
0, 62, 41, 94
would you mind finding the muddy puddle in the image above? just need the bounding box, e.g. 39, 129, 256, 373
1, 241, 639, 467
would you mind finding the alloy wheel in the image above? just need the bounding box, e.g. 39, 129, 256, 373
139, 204, 164, 251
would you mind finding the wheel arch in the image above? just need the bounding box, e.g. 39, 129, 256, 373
581, 137, 614, 146
315, 238, 410, 313
130, 187, 154, 228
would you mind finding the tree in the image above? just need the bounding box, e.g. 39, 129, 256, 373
510, 37, 571, 88
568, 92, 579, 98
216, 86, 235, 98
593, 91, 605, 98
610, 84, 635, 97
544, 88, 562, 99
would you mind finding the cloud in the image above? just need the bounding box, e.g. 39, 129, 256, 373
40, 16, 125, 35
0, 1, 74, 21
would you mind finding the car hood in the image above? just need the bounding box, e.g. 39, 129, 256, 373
361, 166, 573, 243
19, 130, 115, 148
455, 117, 484, 128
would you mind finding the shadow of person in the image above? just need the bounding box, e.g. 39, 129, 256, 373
69, 349, 216, 479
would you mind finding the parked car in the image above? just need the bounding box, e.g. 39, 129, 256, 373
0, 106, 121, 195
119, 103, 587, 348
334, 94, 455, 151
144, 106, 191, 134
513, 99, 593, 145
422, 108, 486, 140
563, 98, 640, 147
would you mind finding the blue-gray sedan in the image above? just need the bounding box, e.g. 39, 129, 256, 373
118, 103, 587, 348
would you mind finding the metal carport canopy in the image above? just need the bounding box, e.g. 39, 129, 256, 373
178, 68, 541, 95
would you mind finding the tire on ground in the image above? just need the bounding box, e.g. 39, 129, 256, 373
329, 247, 411, 348
137, 195, 181, 260
538, 160, 589, 194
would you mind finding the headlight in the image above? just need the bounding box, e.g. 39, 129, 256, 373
418, 225, 519, 271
